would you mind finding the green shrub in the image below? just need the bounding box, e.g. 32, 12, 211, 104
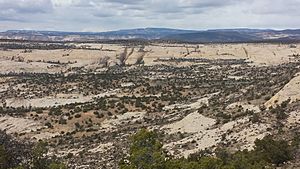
120, 130, 296, 169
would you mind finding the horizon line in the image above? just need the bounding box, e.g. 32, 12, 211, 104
1, 27, 300, 33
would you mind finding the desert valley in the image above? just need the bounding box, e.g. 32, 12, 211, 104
0, 39, 300, 168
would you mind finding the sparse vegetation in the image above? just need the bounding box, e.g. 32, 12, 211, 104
0, 42, 300, 168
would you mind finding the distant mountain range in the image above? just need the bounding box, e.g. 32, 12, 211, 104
1, 28, 300, 43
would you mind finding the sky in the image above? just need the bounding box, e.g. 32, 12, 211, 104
0, 0, 299, 32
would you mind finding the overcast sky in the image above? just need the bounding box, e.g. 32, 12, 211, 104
0, 0, 299, 32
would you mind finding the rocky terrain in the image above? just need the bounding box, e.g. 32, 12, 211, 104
0, 41, 300, 168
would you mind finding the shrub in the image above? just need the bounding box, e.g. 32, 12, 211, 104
254, 135, 293, 165
120, 130, 296, 169
74, 114, 81, 118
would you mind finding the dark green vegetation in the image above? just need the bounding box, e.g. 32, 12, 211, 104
0, 42, 76, 50
0, 131, 66, 169
120, 129, 298, 169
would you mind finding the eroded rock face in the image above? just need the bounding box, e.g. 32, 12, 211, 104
0, 116, 60, 140
265, 72, 300, 108
162, 112, 270, 158
162, 112, 216, 134
0, 43, 299, 75
0, 116, 42, 134
5, 91, 119, 108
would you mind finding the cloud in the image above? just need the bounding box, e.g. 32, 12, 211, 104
249, 0, 300, 15
0, 0, 53, 21
0, 0, 53, 13
0, 0, 300, 31
65, 0, 241, 16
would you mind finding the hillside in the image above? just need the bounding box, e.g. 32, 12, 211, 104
1, 28, 300, 42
